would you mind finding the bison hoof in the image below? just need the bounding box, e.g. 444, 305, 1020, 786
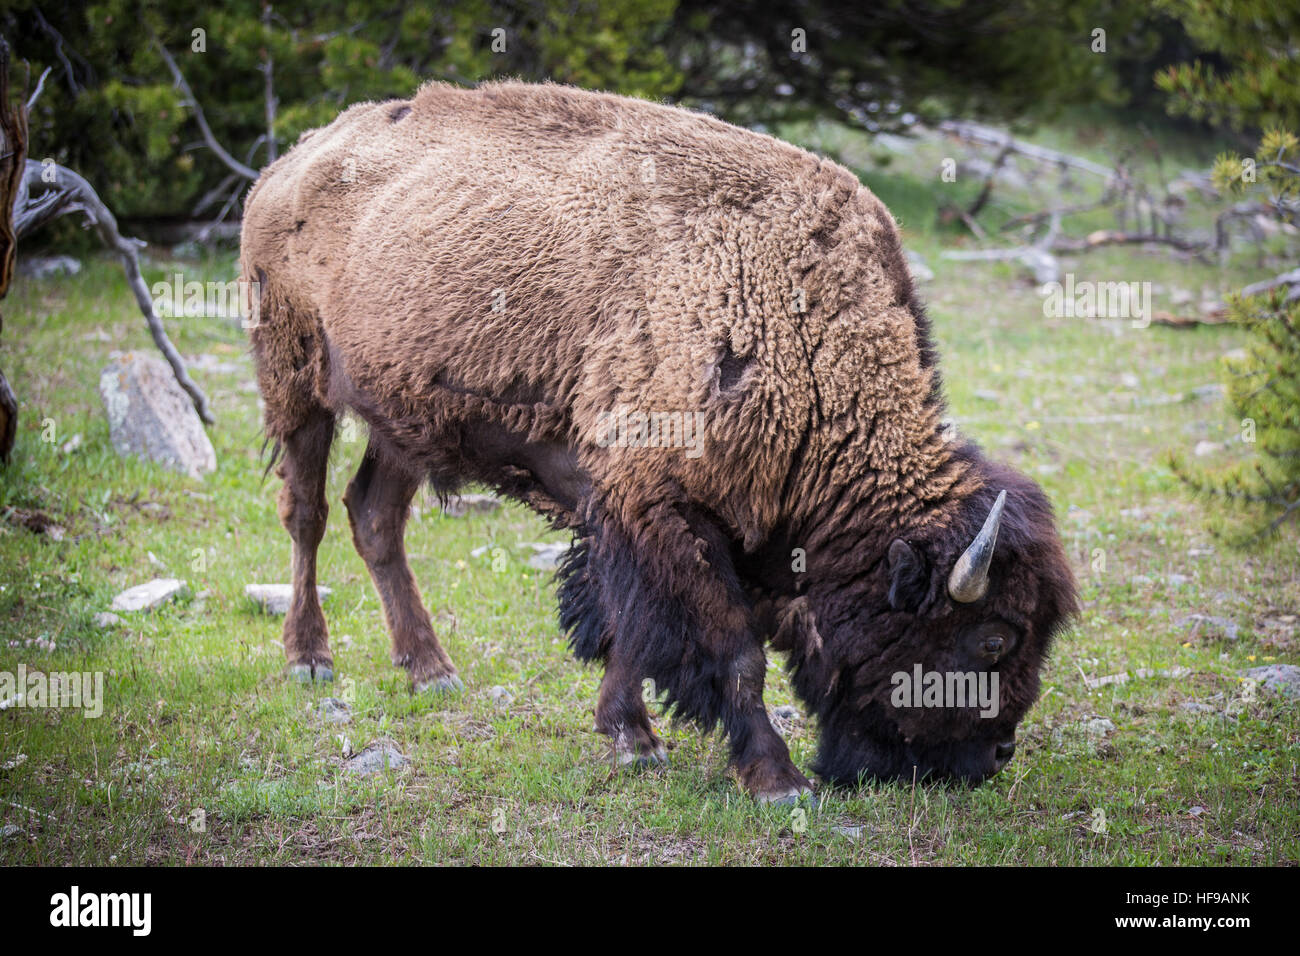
287, 662, 334, 683
415, 674, 464, 695
756, 786, 814, 807
615, 743, 668, 769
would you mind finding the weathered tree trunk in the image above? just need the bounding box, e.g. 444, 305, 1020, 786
0, 38, 27, 462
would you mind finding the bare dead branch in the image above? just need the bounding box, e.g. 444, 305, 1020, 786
156, 40, 259, 181
966, 141, 1012, 219
0, 36, 26, 461
14, 159, 214, 423
1240, 267, 1300, 301
937, 119, 1116, 180
261, 2, 278, 163
25, 66, 51, 112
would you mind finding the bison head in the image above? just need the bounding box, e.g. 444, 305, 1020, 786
788, 460, 1077, 788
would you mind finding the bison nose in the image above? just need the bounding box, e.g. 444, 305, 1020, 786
994, 739, 1016, 766
993, 738, 1013, 770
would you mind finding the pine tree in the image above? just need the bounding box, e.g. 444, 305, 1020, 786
1172, 128, 1300, 536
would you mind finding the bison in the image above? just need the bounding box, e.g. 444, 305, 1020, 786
240, 81, 1077, 803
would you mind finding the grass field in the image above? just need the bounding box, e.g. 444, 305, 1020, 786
1, 118, 1297, 865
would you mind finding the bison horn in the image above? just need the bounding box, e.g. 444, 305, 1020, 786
947, 490, 1007, 604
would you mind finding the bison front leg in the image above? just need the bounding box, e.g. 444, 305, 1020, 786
586, 497, 811, 804
344, 444, 462, 693
597, 651, 667, 768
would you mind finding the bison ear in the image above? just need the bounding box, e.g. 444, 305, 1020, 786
888, 539, 929, 611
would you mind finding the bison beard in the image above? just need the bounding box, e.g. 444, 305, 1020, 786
240, 80, 1078, 803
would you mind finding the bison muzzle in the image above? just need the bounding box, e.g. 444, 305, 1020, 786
240, 81, 1078, 803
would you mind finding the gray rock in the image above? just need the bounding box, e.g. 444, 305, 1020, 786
1180, 614, 1239, 642
317, 697, 352, 724
1242, 664, 1300, 700
489, 685, 513, 710
110, 578, 187, 612
525, 542, 570, 571
905, 249, 934, 283
1189, 383, 1225, 401
0, 824, 24, 839
1081, 717, 1115, 737
245, 583, 332, 616
441, 493, 502, 517
18, 255, 81, 279
99, 353, 216, 478
772, 704, 801, 721
344, 741, 408, 775
1179, 702, 1214, 714
833, 824, 864, 840
93, 611, 122, 628
1193, 440, 1221, 457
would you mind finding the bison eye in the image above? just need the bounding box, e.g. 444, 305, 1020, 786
982, 636, 1004, 657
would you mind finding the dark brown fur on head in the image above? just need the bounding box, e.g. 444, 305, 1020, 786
770, 442, 1078, 787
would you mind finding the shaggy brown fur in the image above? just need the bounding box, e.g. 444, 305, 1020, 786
241, 80, 1077, 802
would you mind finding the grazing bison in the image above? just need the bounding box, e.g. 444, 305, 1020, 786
240, 81, 1077, 803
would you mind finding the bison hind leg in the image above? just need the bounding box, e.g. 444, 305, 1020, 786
274, 406, 336, 681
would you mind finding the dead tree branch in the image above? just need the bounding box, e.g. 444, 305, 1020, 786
156, 41, 258, 181
0, 38, 26, 461
938, 119, 1116, 181
14, 159, 214, 423
25, 66, 51, 112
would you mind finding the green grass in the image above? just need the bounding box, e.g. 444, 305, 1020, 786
1, 126, 1298, 864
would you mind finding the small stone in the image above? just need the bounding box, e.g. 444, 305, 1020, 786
1119, 372, 1141, 389
1242, 664, 1300, 700
0, 824, 24, 839
245, 583, 332, 616
905, 250, 934, 283
110, 578, 187, 612
1180, 614, 1238, 642
441, 493, 503, 517
1189, 384, 1225, 401
1179, 702, 1214, 714
317, 698, 352, 725
1193, 440, 1220, 457
60, 434, 82, 455
489, 685, 513, 710
833, 824, 864, 840
99, 352, 216, 478
772, 705, 801, 721
93, 612, 122, 628
524, 542, 570, 571
343, 740, 408, 775
1081, 717, 1115, 737
18, 255, 81, 279
1188, 805, 1208, 817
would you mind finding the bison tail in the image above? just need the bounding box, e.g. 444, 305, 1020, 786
243, 264, 335, 455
